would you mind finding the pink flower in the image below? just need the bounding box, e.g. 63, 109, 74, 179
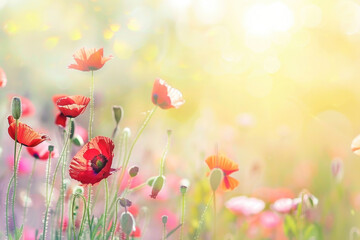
259, 211, 281, 229
271, 198, 297, 214
226, 196, 265, 216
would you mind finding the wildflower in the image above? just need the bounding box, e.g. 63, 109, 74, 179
56, 95, 90, 118
68, 47, 112, 71
27, 142, 57, 160
151, 78, 185, 109
271, 198, 297, 214
8, 116, 50, 147
205, 154, 239, 191
7, 155, 32, 175
0, 67, 7, 88
130, 226, 141, 238
259, 211, 281, 229
53, 94, 68, 128
69, 136, 117, 185
226, 196, 265, 216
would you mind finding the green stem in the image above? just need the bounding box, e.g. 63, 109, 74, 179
23, 159, 37, 224
71, 194, 88, 240
162, 222, 167, 240
60, 119, 72, 240
11, 119, 19, 233
179, 192, 186, 240
102, 179, 109, 240
89, 70, 95, 140
194, 195, 213, 240
12, 144, 22, 236
159, 131, 171, 176
118, 106, 157, 191
110, 198, 120, 240
42, 124, 71, 240
6, 175, 14, 237
213, 191, 216, 240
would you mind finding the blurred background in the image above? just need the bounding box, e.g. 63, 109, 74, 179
1, 0, 360, 239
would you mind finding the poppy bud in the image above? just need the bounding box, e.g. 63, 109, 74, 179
70, 120, 75, 139
146, 176, 157, 186
162, 215, 168, 224
180, 185, 188, 195
129, 166, 139, 178
209, 168, 223, 192
73, 186, 84, 195
167, 129, 172, 137
119, 198, 132, 208
150, 175, 165, 199
120, 212, 135, 237
123, 127, 131, 137
48, 145, 54, 153
112, 105, 124, 125
72, 134, 84, 146
11, 97, 22, 120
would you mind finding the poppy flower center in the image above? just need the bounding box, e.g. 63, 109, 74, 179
91, 154, 108, 174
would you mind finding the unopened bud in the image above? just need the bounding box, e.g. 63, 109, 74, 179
112, 106, 124, 125
129, 166, 139, 178
119, 198, 132, 208
120, 212, 135, 236
11, 97, 22, 120
48, 145, 54, 153
70, 120, 75, 139
150, 175, 165, 199
209, 168, 223, 192
73, 186, 84, 195
162, 215, 168, 224
146, 176, 157, 186
180, 185, 188, 195
167, 129, 172, 137
72, 135, 84, 146
123, 127, 131, 137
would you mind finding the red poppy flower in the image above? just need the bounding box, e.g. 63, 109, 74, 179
151, 78, 185, 109
0, 67, 7, 88
68, 48, 112, 71
27, 142, 57, 160
8, 95, 35, 117
52, 94, 68, 128
56, 95, 90, 118
8, 116, 50, 147
205, 154, 239, 191
69, 136, 117, 185
130, 226, 141, 238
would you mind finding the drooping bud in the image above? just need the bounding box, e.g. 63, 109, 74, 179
11, 97, 22, 120
119, 198, 132, 208
150, 175, 165, 199
129, 166, 139, 178
73, 186, 84, 195
209, 168, 223, 192
146, 176, 157, 186
112, 105, 124, 125
72, 134, 84, 146
120, 212, 135, 237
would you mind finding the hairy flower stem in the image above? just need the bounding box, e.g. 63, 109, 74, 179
5, 176, 14, 237
194, 195, 214, 240
11, 120, 19, 235
213, 191, 216, 240
87, 70, 95, 231
110, 198, 121, 240
71, 194, 88, 240
102, 179, 109, 240
159, 130, 171, 176
23, 159, 37, 224
118, 106, 157, 186
60, 119, 73, 239
42, 123, 71, 240
179, 191, 186, 240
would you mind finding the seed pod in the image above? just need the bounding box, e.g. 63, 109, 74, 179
120, 212, 135, 237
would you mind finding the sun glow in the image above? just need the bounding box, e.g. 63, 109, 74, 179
243, 1, 294, 36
